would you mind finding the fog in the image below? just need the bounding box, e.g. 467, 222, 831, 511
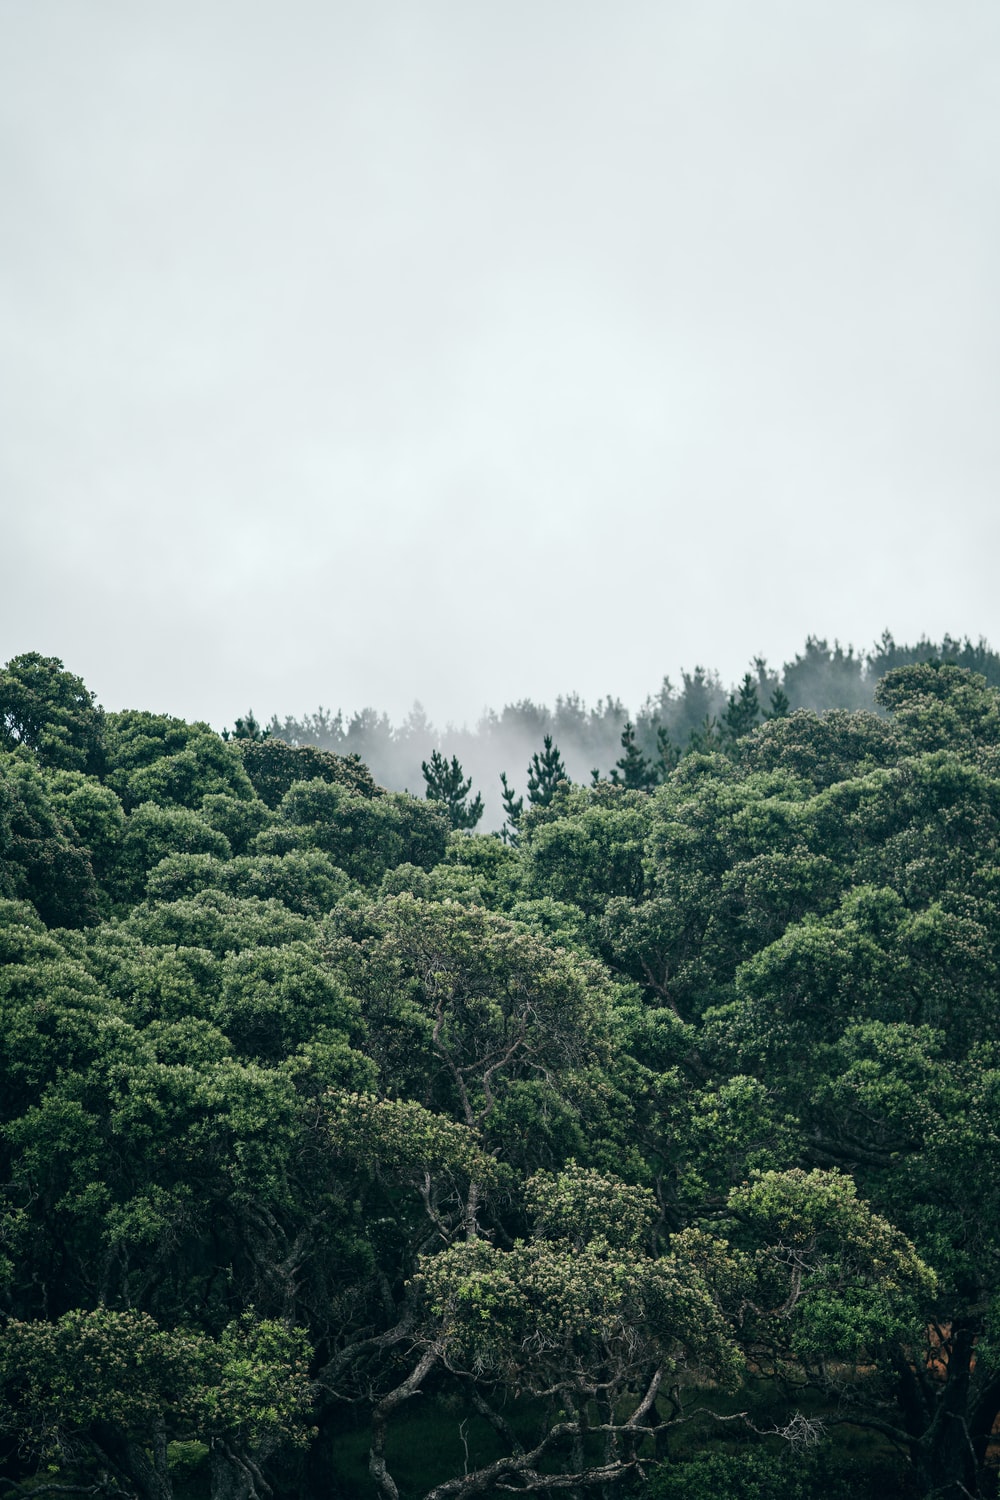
261, 632, 998, 829
2, 2, 999, 729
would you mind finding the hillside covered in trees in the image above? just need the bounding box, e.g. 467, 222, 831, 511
4, 644, 1000, 1499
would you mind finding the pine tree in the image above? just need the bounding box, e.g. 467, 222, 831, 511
610, 721, 658, 790
222, 709, 271, 742
499, 771, 524, 846
421, 751, 484, 830
526, 735, 568, 808
766, 685, 791, 719
722, 674, 761, 743
687, 715, 721, 753
656, 724, 680, 779
752, 654, 781, 706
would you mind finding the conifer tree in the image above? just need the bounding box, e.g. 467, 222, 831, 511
223, 709, 271, 742
499, 771, 524, 846
656, 724, 680, 779
687, 715, 721, 753
610, 721, 658, 790
526, 735, 568, 808
421, 751, 484, 830
767, 685, 791, 719
722, 674, 761, 743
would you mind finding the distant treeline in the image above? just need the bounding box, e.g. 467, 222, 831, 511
255, 633, 1000, 827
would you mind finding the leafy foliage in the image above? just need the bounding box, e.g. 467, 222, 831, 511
0, 652, 105, 772
5, 649, 1000, 1499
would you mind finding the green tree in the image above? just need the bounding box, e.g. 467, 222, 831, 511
112, 802, 232, 905
43, 767, 126, 890
324, 893, 615, 1160
768, 685, 791, 718
144, 848, 352, 917
121, 732, 256, 812
526, 733, 569, 808
498, 770, 523, 845
687, 714, 722, 753
255, 779, 448, 884
0, 652, 105, 773
523, 782, 651, 916
611, 720, 659, 790
103, 709, 203, 780
222, 708, 271, 741
873, 660, 1000, 753
0, 1309, 314, 1500
722, 673, 761, 743
234, 737, 379, 809
369, 1166, 744, 1500
421, 750, 484, 830
655, 723, 681, 778
0, 756, 100, 926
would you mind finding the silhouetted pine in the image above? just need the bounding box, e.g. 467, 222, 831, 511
767, 685, 791, 719
722, 674, 761, 742
421, 750, 484, 830
688, 715, 721, 753
222, 709, 270, 742
499, 771, 524, 846
656, 724, 680, 778
526, 735, 568, 808
611, 721, 659, 790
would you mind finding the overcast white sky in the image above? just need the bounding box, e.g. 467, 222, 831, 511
3, 1, 999, 729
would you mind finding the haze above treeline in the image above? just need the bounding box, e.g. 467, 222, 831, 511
242, 631, 1000, 828
5, 3, 998, 764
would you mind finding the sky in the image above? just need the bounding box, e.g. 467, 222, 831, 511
3, 1, 999, 731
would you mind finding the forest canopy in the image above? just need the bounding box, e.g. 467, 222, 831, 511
2, 638, 1000, 1500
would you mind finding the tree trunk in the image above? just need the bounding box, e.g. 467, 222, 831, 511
210, 1439, 254, 1500
93, 1418, 173, 1500
909, 1321, 981, 1499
